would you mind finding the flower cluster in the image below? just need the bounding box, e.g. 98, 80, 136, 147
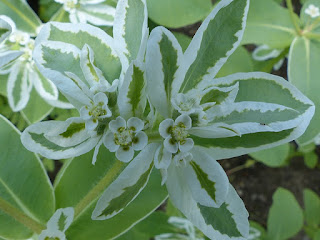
305, 4, 320, 18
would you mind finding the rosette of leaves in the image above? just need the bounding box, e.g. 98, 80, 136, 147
20, 0, 314, 239
0, 1, 73, 122
243, 0, 320, 146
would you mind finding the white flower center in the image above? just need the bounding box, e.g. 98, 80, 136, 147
170, 123, 188, 144
114, 128, 135, 147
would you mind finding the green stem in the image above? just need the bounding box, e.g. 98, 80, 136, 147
0, 197, 45, 234
304, 31, 320, 40
74, 160, 125, 219
286, 0, 301, 35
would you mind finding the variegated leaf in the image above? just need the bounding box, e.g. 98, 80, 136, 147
118, 61, 147, 119
0, 0, 42, 36
0, 17, 11, 43
32, 67, 58, 101
77, 4, 115, 26
21, 118, 100, 159
7, 61, 31, 112
173, 0, 249, 94
114, 0, 148, 67
192, 72, 314, 160
166, 165, 249, 240
92, 143, 158, 220
0, 50, 23, 69
146, 26, 183, 118
34, 41, 91, 109
182, 147, 229, 208
34, 22, 123, 94
46, 208, 74, 232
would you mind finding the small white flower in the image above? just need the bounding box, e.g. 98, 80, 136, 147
104, 116, 148, 162
159, 114, 194, 154
305, 4, 320, 18
55, 0, 79, 13
8, 31, 30, 45
171, 92, 202, 115
173, 152, 193, 167
80, 92, 112, 131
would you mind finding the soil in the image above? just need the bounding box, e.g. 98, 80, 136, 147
25, 0, 320, 239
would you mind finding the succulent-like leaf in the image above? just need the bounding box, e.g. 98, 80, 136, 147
242, 0, 297, 48
288, 37, 320, 145
146, 26, 183, 118
0, 115, 55, 239
193, 72, 314, 160
92, 144, 158, 220
173, 0, 249, 94
0, 0, 41, 36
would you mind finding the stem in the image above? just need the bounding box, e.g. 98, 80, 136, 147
286, 0, 301, 35
304, 31, 320, 40
0, 197, 45, 234
74, 160, 124, 219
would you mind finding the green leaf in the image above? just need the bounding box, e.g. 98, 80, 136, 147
249, 143, 290, 167
304, 189, 320, 228
249, 221, 266, 240
21, 88, 53, 124
147, 0, 212, 28
216, 46, 254, 78
176, 0, 249, 94
0, 0, 41, 36
0, 115, 54, 239
288, 37, 320, 145
304, 151, 318, 168
172, 32, 191, 52
0, 17, 11, 43
242, 0, 297, 48
267, 188, 304, 240
146, 27, 183, 118
54, 147, 168, 240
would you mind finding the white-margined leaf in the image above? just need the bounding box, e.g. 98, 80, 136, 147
77, 4, 115, 26
146, 26, 183, 118
114, 0, 148, 67
0, 50, 23, 69
0, 17, 11, 43
173, 0, 249, 94
32, 67, 59, 101
118, 61, 147, 119
21, 118, 100, 159
92, 143, 158, 220
33, 41, 91, 109
46, 208, 74, 232
192, 72, 314, 160
0, 0, 42, 36
34, 22, 123, 92
182, 148, 229, 208
7, 61, 31, 112
166, 164, 249, 240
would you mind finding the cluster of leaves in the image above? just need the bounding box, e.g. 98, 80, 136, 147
249, 188, 320, 240
0, 0, 318, 240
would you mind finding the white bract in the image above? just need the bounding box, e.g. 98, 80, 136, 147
305, 4, 320, 18
104, 116, 148, 162
54, 0, 116, 26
